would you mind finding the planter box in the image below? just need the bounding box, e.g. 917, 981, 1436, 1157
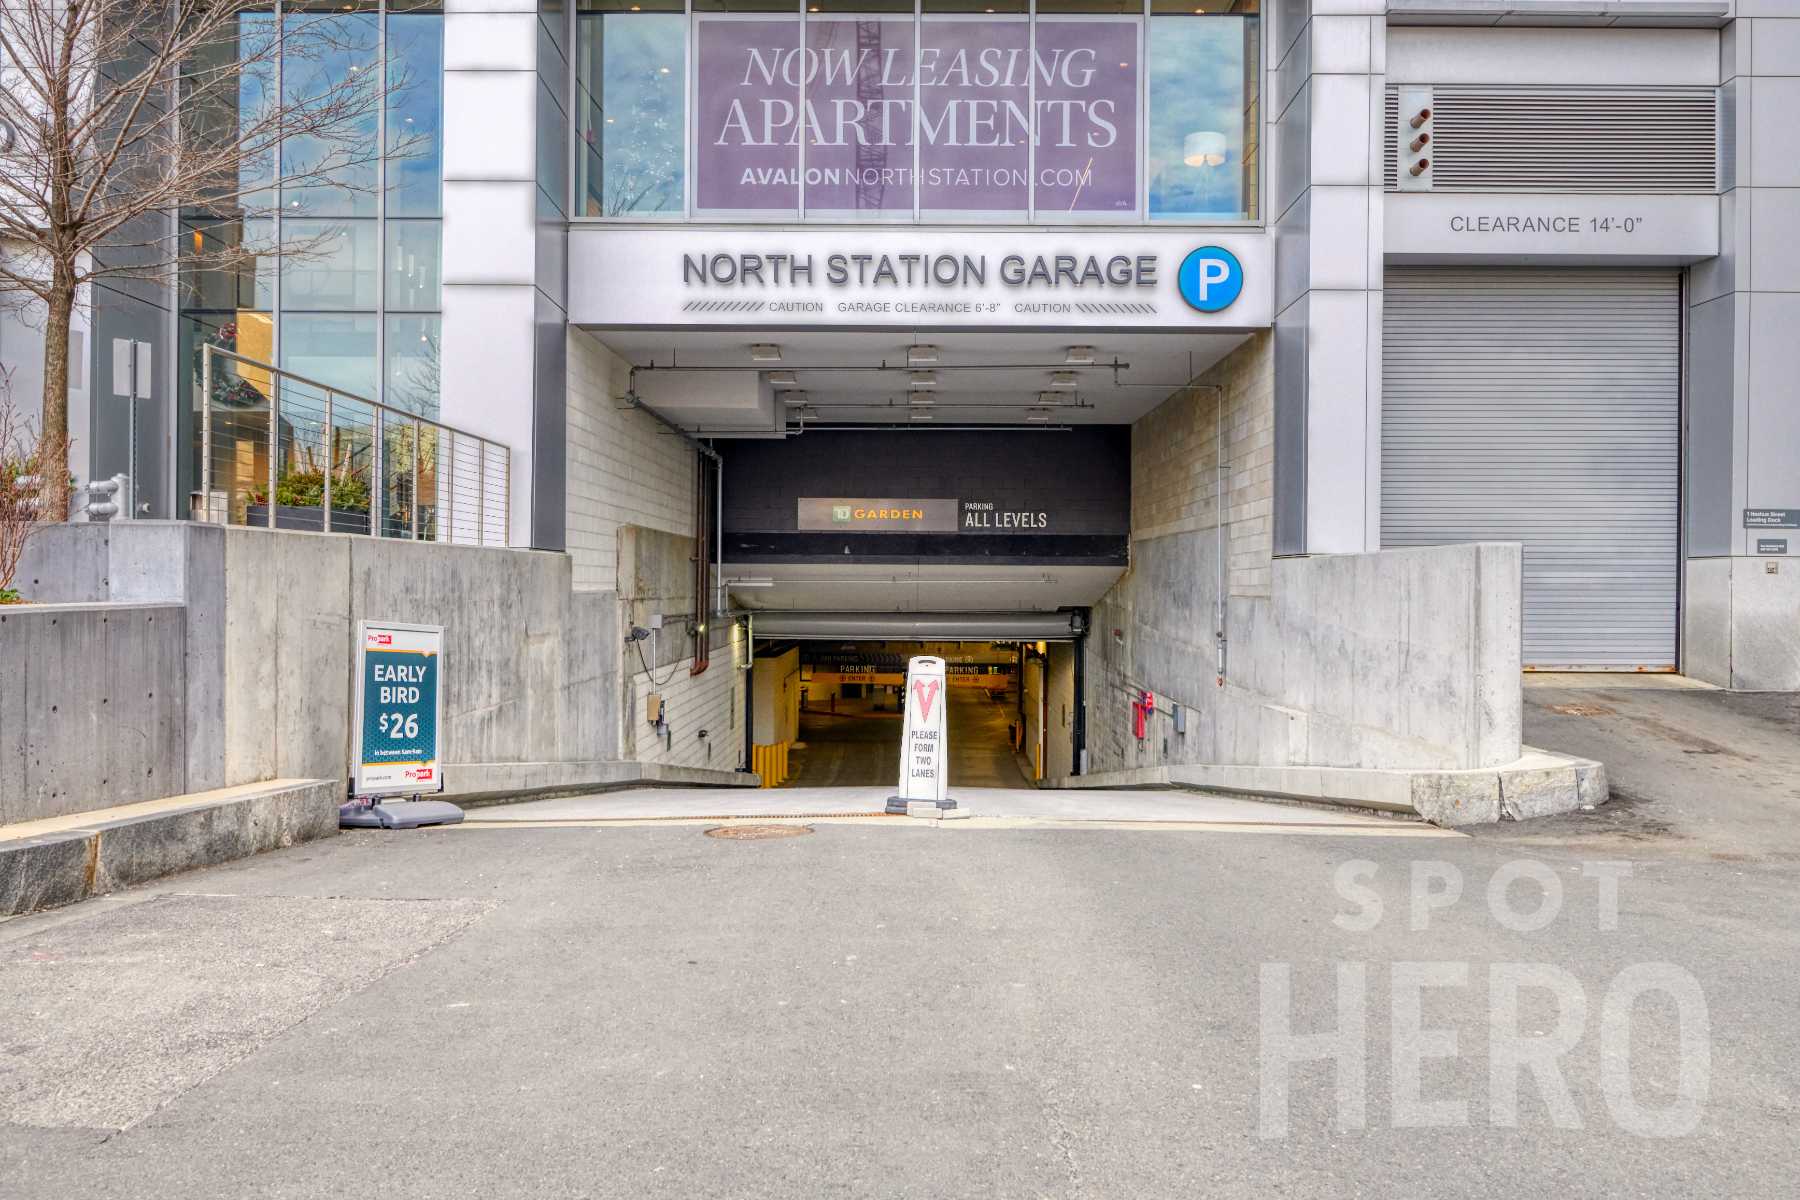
244, 503, 372, 535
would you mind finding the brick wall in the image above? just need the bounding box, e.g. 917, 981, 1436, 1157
1129, 332, 1274, 598
566, 329, 696, 594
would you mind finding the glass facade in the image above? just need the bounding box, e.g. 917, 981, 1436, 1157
573, 1, 1258, 222
179, 0, 444, 451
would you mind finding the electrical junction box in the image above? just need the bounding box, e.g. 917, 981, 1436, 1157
646, 693, 663, 725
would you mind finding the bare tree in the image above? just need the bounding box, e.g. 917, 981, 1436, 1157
0, 364, 70, 601
0, 0, 406, 491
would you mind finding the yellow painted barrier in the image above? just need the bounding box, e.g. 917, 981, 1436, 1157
753, 741, 792, 787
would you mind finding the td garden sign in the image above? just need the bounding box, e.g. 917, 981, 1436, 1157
568, 228, 1270, 329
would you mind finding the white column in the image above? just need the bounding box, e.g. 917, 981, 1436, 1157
441, 2, 545, 547
1270, 1, 1386, 555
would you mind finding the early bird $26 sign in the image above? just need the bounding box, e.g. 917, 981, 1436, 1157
353, 620, 445, 796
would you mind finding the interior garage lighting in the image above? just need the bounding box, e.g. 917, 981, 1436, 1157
767, 370, 798, 386
748, 343, 782, 363
907, 396, 936, 407
1038, 391, 1070, 405
909, 411, 934, 421
1064, 346, 1096, 365
908, 344, 939, 366
1048, 371, 1078, 389
781, 391, 811, 405
908, 371, 938, 390
1026, 410, 1052, 424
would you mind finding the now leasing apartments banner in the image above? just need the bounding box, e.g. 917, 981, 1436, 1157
696, 18, 1138, 216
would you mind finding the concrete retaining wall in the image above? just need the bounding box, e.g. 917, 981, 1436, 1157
0, 602, 189, 823
13, 523, 626, 818
1087, 334, 1523, 777
1089, 539, 1523, 774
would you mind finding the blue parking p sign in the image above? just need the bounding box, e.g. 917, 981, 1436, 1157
1177, 246, 1244, 314
353, 621, 445, 796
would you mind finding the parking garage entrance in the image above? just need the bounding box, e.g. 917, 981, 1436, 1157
748, 639, 1078, 789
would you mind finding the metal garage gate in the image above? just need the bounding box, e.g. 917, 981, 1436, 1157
1382, 268, 1680, 670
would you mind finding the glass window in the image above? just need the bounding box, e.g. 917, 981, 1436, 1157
179, 12, 280, 214
181, 218, 276, 311
918, 17, 1029, 219
282, 4, 381, 217
385, 314, 442, 418
282, 313, 378, 399
387, 11, 444, 217
386, 220, 442, 311
692, 16, 799, 215
1146, 15, 1258, 221
1033, 18, 1140, 217
577, 6, 688, 217
693, 0, 797, 12
281, 220, 380, 309
804, 17, 915, 218
1035, 0, 1140, 11
809, 0, 913, 12
185, 312, 275, 414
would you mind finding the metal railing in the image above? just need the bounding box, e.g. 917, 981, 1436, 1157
197, 345, 510, 545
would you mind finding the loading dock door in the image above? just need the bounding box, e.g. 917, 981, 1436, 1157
1382, 268, 1680, 669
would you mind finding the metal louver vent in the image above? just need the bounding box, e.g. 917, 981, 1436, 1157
1385, 87, 1716, 193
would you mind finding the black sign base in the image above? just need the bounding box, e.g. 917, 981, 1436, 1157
886, 796, 959, 815
340, 799, 465, 829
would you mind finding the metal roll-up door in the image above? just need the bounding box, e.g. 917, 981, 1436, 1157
1382, 268, 1680, 670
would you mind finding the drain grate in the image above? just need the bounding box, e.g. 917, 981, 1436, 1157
704, 824, 815, 840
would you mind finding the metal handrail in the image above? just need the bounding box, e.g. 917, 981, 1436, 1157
198, 343, 510, 546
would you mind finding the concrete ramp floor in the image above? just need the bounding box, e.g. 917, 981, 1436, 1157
454, 786, 1461, 837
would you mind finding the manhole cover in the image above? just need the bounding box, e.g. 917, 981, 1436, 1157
703, 824, 813, 840
1548, 703, 1615, 717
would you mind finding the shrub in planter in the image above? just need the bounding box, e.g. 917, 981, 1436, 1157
248, 468, 371, 513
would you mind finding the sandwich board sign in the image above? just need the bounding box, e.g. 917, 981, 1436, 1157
352, 620, 445, 797
886, 655, 957, 815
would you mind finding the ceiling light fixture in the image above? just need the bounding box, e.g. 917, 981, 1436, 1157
1064, 345, 1096, 365
907, 396, 936, 407
1037, 391, 1069, 405
1048, 371, 1078, 389
908, 371, 938, 390
1183, 131, 1229, 168
781, 391, 810, 405
767, 370, 798, 386
748, 343, 782, 363
909, 411, 934, 421
907, 344, 939, 366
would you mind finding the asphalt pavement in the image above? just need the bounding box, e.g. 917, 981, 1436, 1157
3, 813, 1795, 1196
2, 679, 1798, 1198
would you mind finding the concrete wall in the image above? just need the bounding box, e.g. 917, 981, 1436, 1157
14, 523, 623, 810
1086, 336, 1523, 775
0, 603, 188, 824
